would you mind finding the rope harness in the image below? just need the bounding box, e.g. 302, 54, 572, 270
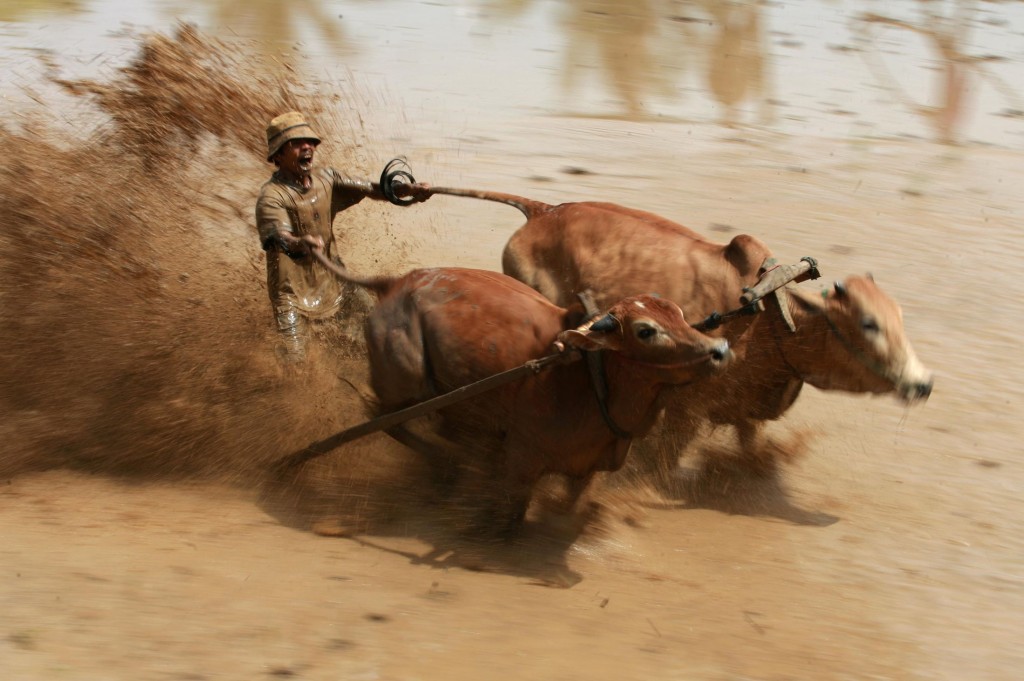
576, 291, 633, 440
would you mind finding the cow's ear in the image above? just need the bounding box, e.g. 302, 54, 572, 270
558, 329, 624, 352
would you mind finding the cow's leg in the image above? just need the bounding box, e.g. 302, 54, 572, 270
494, 481, 532, 537
535, 472, 606, 535
545, 472, 596, 516
366, 316, 434, 407
483, 444, 542, 537
468, 467, 530, 538
621, 437, 664, 484
734, 419, 777, 477
625, 408, 699, 488
384, 423, 463, 494
565, 474, 594, 507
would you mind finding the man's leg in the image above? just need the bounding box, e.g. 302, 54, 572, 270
274, 305, 308, 363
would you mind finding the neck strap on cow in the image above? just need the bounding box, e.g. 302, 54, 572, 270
768, 292, 809, 382
577, 291, 632, 440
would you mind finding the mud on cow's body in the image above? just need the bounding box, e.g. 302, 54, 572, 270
332, 264, 730, 532
422, 187, 934, 479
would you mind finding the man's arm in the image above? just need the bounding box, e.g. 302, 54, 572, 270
363, 180, 431, 203
329, 169, 430, 204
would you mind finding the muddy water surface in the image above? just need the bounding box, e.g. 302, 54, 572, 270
2, 2, 1023, 680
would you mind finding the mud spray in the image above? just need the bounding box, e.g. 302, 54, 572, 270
0, 25, 445, 532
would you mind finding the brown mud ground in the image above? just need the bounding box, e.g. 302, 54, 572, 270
2, 27, 1023, 681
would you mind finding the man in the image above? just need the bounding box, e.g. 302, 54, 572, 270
255, 111, 430, 361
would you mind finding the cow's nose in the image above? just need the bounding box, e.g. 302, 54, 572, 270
900, 377, 933, 403
709, 339, 730, 364
915, 380, 933, 400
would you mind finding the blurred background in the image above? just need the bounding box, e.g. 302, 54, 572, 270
3, 0, 1024, 145
2, 2, 1023, 680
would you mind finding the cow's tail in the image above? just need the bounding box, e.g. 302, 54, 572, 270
425, 186, 552, 220
311, 250, 394, 296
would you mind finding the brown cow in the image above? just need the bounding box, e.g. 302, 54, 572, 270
420, 187, 934, 478
317, 260, 731, 531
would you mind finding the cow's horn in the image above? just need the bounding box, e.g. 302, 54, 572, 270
833, 281, 847, 298
590, 314, 617, 333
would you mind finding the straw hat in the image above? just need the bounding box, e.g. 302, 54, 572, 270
265, 111, 321, 161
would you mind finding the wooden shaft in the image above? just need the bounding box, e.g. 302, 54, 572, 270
276, 350, 579, 471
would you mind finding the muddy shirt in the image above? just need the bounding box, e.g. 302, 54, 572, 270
255, 168, 373, 318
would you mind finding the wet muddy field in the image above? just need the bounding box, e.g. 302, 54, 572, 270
2, 3, 1023, 680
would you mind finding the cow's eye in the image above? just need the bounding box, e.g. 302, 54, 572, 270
861, 316, 879, 334
637, 326, 657, 340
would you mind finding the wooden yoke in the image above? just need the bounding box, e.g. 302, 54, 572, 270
740, 257, 821, 306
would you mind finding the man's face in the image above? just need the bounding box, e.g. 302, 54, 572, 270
276, 138, 318, 174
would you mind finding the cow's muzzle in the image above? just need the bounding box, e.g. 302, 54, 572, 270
708, 339, 732, 369
898, 377, 933, 403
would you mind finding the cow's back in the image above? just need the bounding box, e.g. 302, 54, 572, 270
365, 267, 566, 410
502, 201, 771, 331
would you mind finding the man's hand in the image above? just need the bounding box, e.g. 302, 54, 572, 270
391, 181, 432, 204
299, 234, 325, 252
408, 182, 432, 203
278, 232, 324, 258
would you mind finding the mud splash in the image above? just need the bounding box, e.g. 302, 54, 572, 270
0, 25, 388, 486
